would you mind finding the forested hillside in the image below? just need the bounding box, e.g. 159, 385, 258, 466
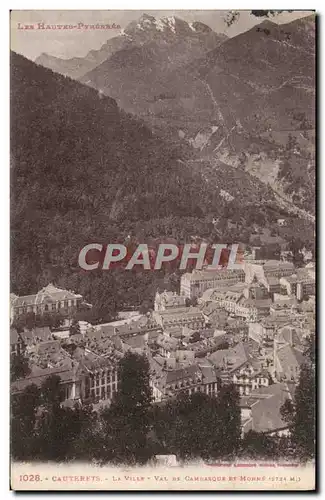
10, 51, 308, 319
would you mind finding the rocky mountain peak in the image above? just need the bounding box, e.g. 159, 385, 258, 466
124, 13, 213, 38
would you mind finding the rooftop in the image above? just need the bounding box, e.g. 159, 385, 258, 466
241, 383, 296, 434
11, 283, 83, 308
182, 268, 245, 282
263, 260, 295, 269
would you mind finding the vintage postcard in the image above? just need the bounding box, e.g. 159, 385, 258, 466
10, 9, 316, 491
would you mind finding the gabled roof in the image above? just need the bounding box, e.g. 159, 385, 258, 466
11, 363, 78, 393
166, 364, 200, 385
208, 341, 250, 373
12, 283, 83, 308
241, 382, 295, 434
123, 334, 147, 349
276, 344, 306, 369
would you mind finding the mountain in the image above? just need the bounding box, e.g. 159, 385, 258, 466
35, 34, 135, 80
77, 15, 315, 217
35, 14, 227, 80
193, 15, 315, 133
78, 16, 315, 141
192, 15, 316, 215
12, 51, 294, 308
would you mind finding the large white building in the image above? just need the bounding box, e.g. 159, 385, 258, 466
180, 268, 245, 299
244, 260, 295, 285
10, 283, 84, 322
153, 307, 205, 330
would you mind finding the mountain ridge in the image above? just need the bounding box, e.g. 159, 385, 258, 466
35, 14, 227, 79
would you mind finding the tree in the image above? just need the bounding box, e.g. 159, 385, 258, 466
189, 331, 202, 343
32, 375, 95, 461
251, 10, 293, 17
10, 352, 31, 382
291, 363, 315, 460
153, 391, 221, 461
216, 384, 241, 458
41, 374, 64, 406
280, 360, 315, 460
288, 238, 305, 267
12, 312, 36, 332
11, 384, 41, 460
185, 297, 198, 308
153, 384, 241, 462
241, 430, 278, 458
304, 334, 316, 366
69, 319, 81, 337
68, 405, 104, 461
101, 352, 154, 465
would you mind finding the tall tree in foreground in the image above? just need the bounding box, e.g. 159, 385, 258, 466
11, 383, 41, 460
216, 383, 242, 458
10, 352, 30, 382
241, 430, 278, 459
102, 352, 153, 465
280, 334, 316, 460
291, 363, 315, 460
153, 383, 241, 462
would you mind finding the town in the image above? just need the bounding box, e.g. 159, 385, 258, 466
10, 247, 315, 458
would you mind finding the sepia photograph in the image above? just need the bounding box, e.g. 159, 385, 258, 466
9, 8, 316, 491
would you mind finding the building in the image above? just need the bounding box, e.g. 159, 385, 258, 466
199, 287, 271, 323
12, 342, 120, 406
232, 297, 271, 322
81, 350, 119, 403
10, 283, 83, 322
114, 317, 162, 339
180, 269, 245, 299
273, 342, 306, 383
153, 307, 205, 330
248, 312, 296, 348
244, 260, 295, 286
280, 270, 316, 300
18, 326, 53, 349
154, 290, 187, 311
11, 362, 82, 402
243, 280, 269, 300
208, 342, 269, 396
149, 356, 219, 402
241, 382, 295, 436
264, 277, 281, 295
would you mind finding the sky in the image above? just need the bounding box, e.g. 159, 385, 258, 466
10, 10, 314, 61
